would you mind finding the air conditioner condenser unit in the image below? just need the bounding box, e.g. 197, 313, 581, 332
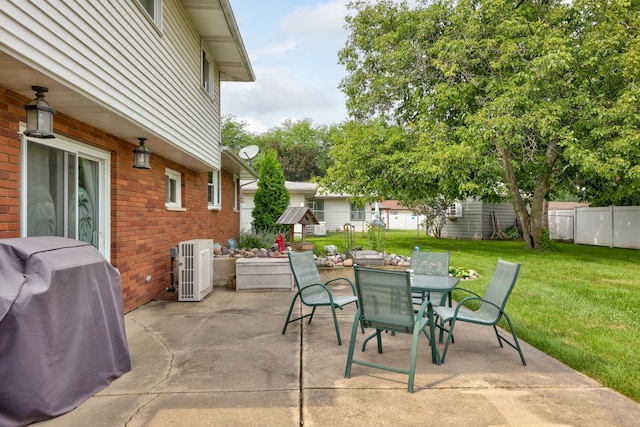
178, 239, 214, 301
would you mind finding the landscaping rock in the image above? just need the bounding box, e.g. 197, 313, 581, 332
324, 245, 338, 255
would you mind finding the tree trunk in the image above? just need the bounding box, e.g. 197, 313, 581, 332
499, 149, 544, 250
498, 137, 559, 250
513, 198, 538, 249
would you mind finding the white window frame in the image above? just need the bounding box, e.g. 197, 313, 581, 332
136, 0, 163, 28
201, 43, 214, 97
350, 203, 365, 221
20, 131, 111, 260
208, 170, 221, 210
308, 199, 325, 221
165, 168, 182, 209
233, 176, 239, 212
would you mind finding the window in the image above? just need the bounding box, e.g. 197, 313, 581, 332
21, 136, 110, 259
446, 202, 463, 218
202, 47, 213, 96
233, 176, 239, 211
137, 0, 162, 25
308, 199, 325, 221
350, 203, 365, 221
208, 170, 221, 209
165, 168, 182, 209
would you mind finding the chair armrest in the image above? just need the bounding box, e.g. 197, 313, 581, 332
416, 298, 431, 320
452, 295, 503, 317
453, 287, 482, 300
325, 277, 358, 295
303, 282, 337, 302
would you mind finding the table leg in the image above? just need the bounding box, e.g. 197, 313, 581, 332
428, 301, 441, 365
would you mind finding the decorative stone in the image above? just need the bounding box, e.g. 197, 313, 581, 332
324, 244, 338, 255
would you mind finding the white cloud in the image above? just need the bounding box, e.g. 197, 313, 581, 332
278, 0, 349, 45
251, 39, 299, 60
223, 68, 334, 114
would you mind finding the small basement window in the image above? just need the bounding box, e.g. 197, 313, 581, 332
165, 168, 182, 209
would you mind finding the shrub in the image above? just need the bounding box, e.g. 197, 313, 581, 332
236, 230, 279, 249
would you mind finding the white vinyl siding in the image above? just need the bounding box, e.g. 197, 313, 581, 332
441, 200, 517, 240
323, 199, 371, 232
2, 0, 221, 169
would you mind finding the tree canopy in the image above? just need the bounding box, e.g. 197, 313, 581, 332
222, 116, 335, 182
320, 0, 640, 249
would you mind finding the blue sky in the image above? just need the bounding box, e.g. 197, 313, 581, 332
220, 0, 351, 133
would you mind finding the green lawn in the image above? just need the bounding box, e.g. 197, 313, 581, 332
304, 230, 640, 402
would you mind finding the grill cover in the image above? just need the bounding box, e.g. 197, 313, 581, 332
0, 237, 131, 426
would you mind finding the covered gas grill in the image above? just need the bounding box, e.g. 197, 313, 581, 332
0, 237, 131, 426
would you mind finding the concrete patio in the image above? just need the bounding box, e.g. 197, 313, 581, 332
36, 283, 640, 426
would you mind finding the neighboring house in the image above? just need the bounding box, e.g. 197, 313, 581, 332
240, 181, 373, 235
376, 199, 518, 240
240, 181, 518, 240
0, 0, 257, 312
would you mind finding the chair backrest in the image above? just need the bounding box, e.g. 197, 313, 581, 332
478, 259, 521, 321
288, 251, 324, 297
354, 266, 415, 333
410, 251, 450, 276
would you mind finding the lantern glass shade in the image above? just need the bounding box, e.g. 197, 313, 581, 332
133, 138, 151, 169
24, 86, 56, 139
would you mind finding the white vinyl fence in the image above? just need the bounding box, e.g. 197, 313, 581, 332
548, 209, 575, 241
548, 206, 640, 249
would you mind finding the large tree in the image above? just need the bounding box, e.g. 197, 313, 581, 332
321, 0, 640, 249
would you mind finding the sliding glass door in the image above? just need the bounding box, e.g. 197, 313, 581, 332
22, 137, 110, 259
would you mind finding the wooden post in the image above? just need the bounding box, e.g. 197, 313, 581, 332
288, 224, 295, 245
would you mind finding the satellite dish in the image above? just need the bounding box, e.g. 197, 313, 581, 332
239, 145, 259, 161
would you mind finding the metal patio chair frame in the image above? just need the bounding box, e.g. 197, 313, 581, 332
282, 250, 359, 346
433, 259, 526, 365
345, 265, 434, 392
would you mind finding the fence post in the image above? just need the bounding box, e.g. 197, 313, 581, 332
610, 205, 615, 248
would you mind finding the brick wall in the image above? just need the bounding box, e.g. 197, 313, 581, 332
0, 87, 22, 238
0, 86, 240, 312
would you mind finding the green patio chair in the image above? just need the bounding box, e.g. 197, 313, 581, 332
345, 265, 434, 393
433, 259, 526, 365
282, 251, 359, 346
410, 251, 451, 307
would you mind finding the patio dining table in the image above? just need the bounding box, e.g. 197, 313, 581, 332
411, 274, 460, 364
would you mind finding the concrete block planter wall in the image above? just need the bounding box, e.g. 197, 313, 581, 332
235, 257, 294, 291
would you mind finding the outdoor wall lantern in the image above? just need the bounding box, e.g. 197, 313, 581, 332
24, 86, 56, 138
133, 137, 151, 169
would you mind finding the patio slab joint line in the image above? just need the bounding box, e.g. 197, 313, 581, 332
298, 304, 304, 427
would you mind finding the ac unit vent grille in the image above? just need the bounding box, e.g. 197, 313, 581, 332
178, 239, 213, 301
